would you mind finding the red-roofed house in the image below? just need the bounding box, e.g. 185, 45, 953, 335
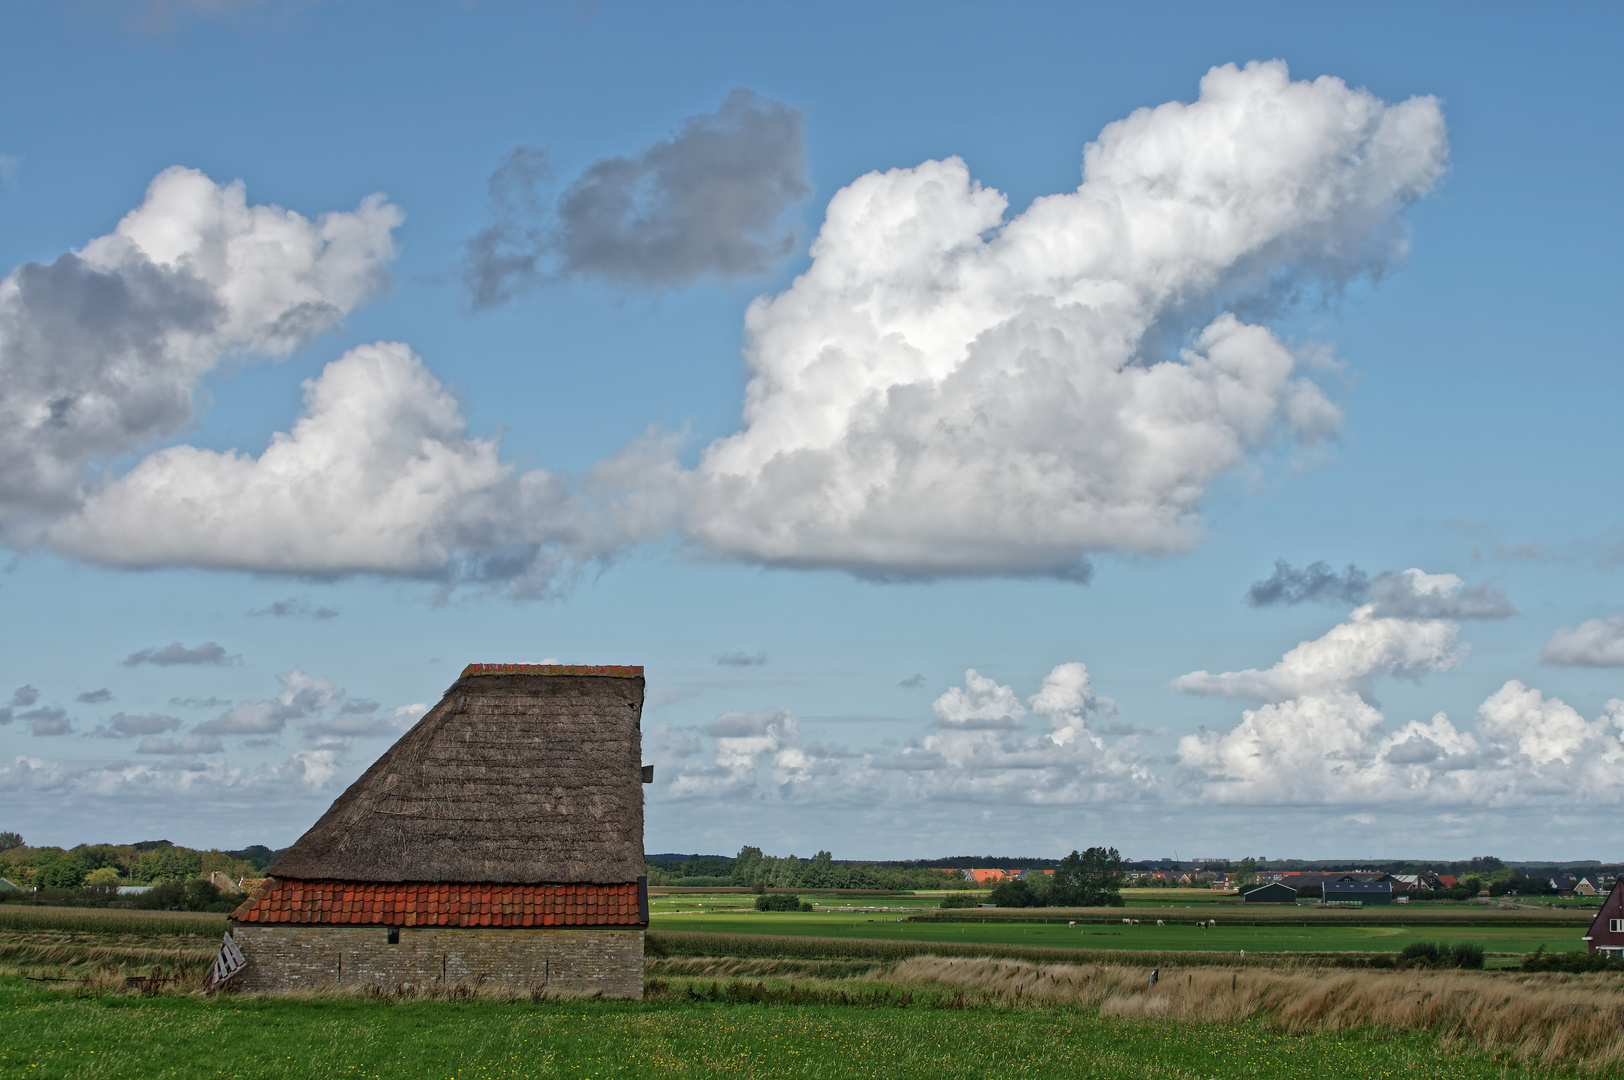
1583, 880, 1624, 957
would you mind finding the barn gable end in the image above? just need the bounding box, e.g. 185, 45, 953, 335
223, 665, 648, 996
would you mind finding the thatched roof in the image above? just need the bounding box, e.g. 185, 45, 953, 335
268, 665, 644, 885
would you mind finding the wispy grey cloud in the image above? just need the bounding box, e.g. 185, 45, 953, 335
123, 641, 235, 667
76, 688, 112, 703
23, 707, 73, 736
170, 696, 229, 708
137, 732, 225, 755
714, 650, 769, 668
90, 712, 181, 738
463, 88, 810, 306
1246, 560, 1513, 620
1246, 559, 1369, 607
249, 597, 338, 620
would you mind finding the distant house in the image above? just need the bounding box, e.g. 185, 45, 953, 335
1242, 882, 1298, 904
1324, 880, 1393, 905
964, 869, 1007, 884
1436, 875, 1458, 889
1583, 880, 1624, 956
1575, 877, 1602, 897
208, 871, 242, 895
1551, 875, 1578, 895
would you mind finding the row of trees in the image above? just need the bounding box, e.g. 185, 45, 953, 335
0, 835, 282, 890
986, 848, 1127, 908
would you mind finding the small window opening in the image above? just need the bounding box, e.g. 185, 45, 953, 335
387, 926, 400, 945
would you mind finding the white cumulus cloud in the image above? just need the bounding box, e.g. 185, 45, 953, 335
1175, 581, 1624, 806
886, 663, 1156, 804
1540, 617, 1624, 667
672, 60, 1446, 578
51, 342, 617, 591
1170, 607, 1461, 702
0, 166, 401, 542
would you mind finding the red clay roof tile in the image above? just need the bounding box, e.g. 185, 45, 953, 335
230, 879, 644, 928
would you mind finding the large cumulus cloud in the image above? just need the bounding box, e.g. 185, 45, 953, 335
0, 167, 400, 543
49, 342, 624, 592
677, 61, 1447, 578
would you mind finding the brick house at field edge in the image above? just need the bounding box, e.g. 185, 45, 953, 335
1584, 879, 1624, 956
222, 664, 649, 996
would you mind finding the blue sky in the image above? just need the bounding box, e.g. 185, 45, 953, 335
1, 1, 1620, 862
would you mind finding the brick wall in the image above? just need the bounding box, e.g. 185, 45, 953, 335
229, 923, 643, 997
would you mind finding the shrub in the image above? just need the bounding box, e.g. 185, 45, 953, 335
132, 878, 235, 913
1399, 941, 1441, 966
755, 892, 812, 912
988, 879, 1044, 908
1450, 941, 1485, 969
1522, 945, 1623, 973
938, 893, 980, 909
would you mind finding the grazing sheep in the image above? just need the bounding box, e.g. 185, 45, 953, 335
1156, 919, 1164, 926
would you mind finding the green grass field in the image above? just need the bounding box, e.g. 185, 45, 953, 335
0, 977, 1573, 1080
650, 906, 1587, 957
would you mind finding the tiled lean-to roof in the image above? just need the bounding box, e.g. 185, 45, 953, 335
231, 880, 645, 927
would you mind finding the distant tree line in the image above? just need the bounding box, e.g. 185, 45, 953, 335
645, 848, 971, 890
0, 833, 286, 910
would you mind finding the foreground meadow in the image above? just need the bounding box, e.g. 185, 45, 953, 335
0, 973, 1599, 1080
3, 902, 1617, 1077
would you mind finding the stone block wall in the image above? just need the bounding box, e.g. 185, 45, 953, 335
229, 923, 643, 997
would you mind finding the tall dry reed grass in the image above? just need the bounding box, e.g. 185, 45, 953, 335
885, 955, 1624, 1072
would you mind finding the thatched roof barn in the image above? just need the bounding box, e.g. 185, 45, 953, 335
222, 664, 649, 995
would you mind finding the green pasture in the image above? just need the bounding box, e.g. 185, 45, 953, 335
649, 907, 1587, 956
0, 978, 1565, 1080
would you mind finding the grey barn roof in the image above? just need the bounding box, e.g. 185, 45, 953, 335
269, 665, 645, 885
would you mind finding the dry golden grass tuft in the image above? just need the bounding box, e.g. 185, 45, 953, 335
885, 956, 1624, 1071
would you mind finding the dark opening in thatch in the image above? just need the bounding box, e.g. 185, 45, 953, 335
268, 666, 644, 885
